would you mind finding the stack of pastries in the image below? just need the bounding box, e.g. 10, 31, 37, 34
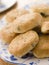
0, 4, 49, 58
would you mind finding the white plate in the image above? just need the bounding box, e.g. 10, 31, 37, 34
0, 0, 49, 65
0, 0, 17, 13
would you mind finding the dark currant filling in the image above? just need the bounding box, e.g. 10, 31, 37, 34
21, 53, 33, 59
40, 13, 49, 17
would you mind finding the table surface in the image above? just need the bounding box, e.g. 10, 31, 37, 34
0, 59, 17, 65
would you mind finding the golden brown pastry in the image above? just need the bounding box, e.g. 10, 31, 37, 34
6, 9, 29, 23
0, 24, 18, 43
10, 13, 42, 33
32, 35, 49, 58
41, 21, 49, 34
0, 12, 41, 43
42, 17, 49, 22
8, 30, 39, 57
30, 4, 49, 16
